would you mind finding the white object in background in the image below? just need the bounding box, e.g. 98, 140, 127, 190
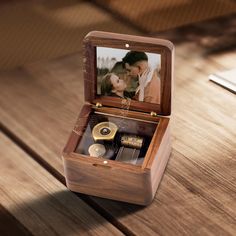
209, 68, 236, 93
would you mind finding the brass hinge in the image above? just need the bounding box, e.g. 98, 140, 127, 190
150, 111, 158, 117
96, 102, 102, 108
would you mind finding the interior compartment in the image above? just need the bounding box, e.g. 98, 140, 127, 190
75, 111, 158, 165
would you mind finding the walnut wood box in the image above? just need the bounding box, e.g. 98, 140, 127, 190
62, 31, 174, 205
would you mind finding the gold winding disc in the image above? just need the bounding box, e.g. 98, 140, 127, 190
92, 122, 118, 141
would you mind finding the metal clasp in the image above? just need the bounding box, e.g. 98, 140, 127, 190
150, 111, 158, 117
96, 102, 102, 108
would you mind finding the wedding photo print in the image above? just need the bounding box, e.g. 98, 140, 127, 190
97, 47, 161, 104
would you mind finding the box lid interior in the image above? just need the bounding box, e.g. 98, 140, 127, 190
83, 31, 174, 116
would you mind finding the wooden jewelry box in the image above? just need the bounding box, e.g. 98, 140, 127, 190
62, 31, 174, 205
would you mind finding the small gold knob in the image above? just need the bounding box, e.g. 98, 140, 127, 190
96, 102, 102, 108
150, 111, 157, 117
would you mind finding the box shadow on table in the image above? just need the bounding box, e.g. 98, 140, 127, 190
7, 190, 126, 235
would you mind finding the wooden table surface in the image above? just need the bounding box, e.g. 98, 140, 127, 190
0, 13, 236, 236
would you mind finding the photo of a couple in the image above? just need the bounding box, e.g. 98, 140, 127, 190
97, 47, 161, 104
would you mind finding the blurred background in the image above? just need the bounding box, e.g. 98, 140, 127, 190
0, 2, 235, 235
0, 0, 235, 70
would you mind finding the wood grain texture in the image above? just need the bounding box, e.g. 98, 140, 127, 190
64, 152, 152, 205
0, 132, 123, 236
0, 204, 32, 236
94, 149, 236, 236
83, 31, 174, 115
63, 104, 92, 154
63, 104, 170, 205
0, 37, 236, 235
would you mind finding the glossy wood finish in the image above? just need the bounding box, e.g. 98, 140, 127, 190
63, 103, 171, 205
84, 31, 174, 115
63, 104, 92, 154
0, 14, 236, 236
62, 31, 173, 205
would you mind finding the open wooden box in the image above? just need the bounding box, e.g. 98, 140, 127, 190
62, 31, 174, 205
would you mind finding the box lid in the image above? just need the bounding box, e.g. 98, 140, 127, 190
83, 31, 174, 116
